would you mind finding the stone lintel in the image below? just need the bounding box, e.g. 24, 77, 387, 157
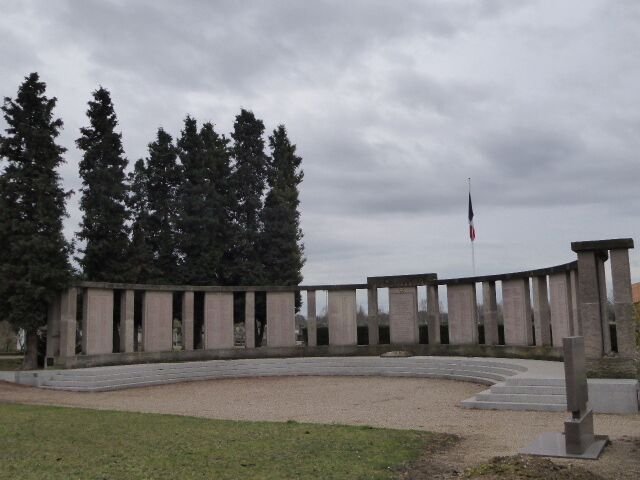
571, 238, 634, 252
367, 273, 437, 288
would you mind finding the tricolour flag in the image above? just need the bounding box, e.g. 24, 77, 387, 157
468, 192, 476, 241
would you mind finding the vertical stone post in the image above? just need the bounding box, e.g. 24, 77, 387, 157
596, 257, 612, 354
266, 291, 296, 347
367, 288, 379, 346
447, 284, 478, 344
549, 272, 574, 347
204, 292, 234, 349
245, 291, 256, 349
120, 289, 135, 353
59, 288, 77, 358
569, 269, 580, 335
389, 287, 419, 344
182, 291, 194, 351
502, 278, 533, 346
328, 289, 357, 346
142, 291, 174, 353
532, 276, 551, 346
307, 290, 317, 347
610, 248, 636, 356
481, 281, 498, 345
426, 284, 441, 344
46, 294, 61, 358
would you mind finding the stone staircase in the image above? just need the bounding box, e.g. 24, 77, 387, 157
38, 356, 527, 392
461, 377, 569, 412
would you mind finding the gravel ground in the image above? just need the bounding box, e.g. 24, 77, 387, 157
1, 376, 639, 477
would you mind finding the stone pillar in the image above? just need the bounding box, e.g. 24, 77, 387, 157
481, 281, 498, 345
82, 288, 114, 355
532, 276, 551, 346
182, 291, 194, 351
574, 251, 605, 358
389, 287, 419, 344
446, 284, 478, 344
142, 291, 173, 353
46, 294, 61, 358
245, 291, 256, 349
502, 278, 533, 346
610, 249, 636, 356
306, 290, 317, 347
426, 284, 441, 344
569, 269, 580, 335
59, 288, 77, 358
120, 289, 135, 353
596, 257, 612, 354
367, 288, 379, 345
204, 292, 234, 349
266, 291, 296, 347
328, 289, 357, 346
549, 273, 574, 347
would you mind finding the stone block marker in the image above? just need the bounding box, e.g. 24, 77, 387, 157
120, 289, 135, 353
532, 276, 551, 346
328, 290, 357, 346
59, 288, 77, 358
610, 249, 636, 356
181, 291, 194, 351
367, 288, 379, 346
143, 291, 173, 353
244, 291, 256, 349
481, 281, 498, 345
447, 284, 477, 345
549, 273, 574, 347
569, 270, 580, 335
389, 287, 419, 344
306, 290, 317, 347
204, 292, 234, 349
426, 284, 441, 344
502, 278, 533, 346
82, 288, 114, 355
266, 291, 296, 347
521, 336, 608, 459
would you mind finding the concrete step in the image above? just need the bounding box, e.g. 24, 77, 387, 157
504, 377, 565, 387
475, 392, 566, 405
490, 384, 566, 395
460, 398, 565, 412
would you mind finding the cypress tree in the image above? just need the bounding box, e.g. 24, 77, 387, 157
261, 125, 305, 308
76, 87, 130, 282
175, 116, 210, 285
228, 109, 268, 286
126, 159, 158, 283
0, 73, 72, 368
145, 128, 181, 283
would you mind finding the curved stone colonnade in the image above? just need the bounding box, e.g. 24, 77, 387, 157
45, 238, 636, 371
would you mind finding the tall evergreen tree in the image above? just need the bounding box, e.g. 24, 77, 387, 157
126, 159, 158, 283
261, 125, 305, 301
227, 109, 268, 286
145, 128, 181, 283
0, 73, 72, 368
175, 116, 210, 285
76, 87, 130, 282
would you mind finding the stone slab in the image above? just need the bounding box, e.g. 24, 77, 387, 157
120, 290, 135, 353
328, 290, 357, 346
46, 295, 61, 358
549, 273, 573, 347
482, 282, 498, 345
427, 285, 441, 345
267, 291, 295, 347
82, 288, 114, 355
367, 288, 379, 346
447, 284, 477, 345
59, 288, 77, 358
389, 287, 419, 344
143, 291, 173, 353
502, 279, 533, 346
520, 432, 608, 459
204, 292, 234, 349
610, 249, 636, 356
245, 291, 256, 349
575, 252, 605, 358
307, 290, 317, 347
532, 276, 551, 346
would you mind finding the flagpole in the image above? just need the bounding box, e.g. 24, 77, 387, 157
468, 178, 476, 276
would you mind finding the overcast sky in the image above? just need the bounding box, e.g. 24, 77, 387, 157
1, 0, 639, 289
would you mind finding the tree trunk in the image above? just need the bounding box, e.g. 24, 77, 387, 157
22, 330, 39, 370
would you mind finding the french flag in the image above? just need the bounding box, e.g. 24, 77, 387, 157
468, 192, 476, 242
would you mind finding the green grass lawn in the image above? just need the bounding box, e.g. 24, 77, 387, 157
0, 404, 440, 480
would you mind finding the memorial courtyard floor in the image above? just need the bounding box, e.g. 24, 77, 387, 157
1, 375, 639, 478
